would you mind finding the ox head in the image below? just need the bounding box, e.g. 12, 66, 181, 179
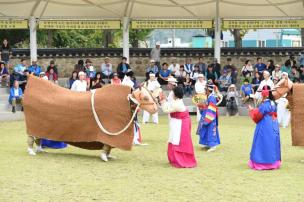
131, 87, 158, 114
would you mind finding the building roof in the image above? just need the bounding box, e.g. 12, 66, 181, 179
0, 0, 303, 19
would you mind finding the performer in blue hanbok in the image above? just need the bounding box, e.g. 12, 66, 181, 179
248, 85, 281, 170
41, 139, 67, 149
197, 83, 220, 152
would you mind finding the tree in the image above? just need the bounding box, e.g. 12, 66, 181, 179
114, 29, 153, 48
0, 30, 29, 47
229, 29, 248, 48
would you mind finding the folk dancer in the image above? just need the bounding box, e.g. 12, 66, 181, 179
248, 85, 281, 170
161, 86, 197, 168
197, 82, 221, 152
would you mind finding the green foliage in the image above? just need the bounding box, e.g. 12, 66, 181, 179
114, 29, 153, 48
0, 30, 29, 48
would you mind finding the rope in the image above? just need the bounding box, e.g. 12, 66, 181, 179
90, 90, 140, 136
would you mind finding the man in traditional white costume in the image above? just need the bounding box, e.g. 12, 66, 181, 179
195, 74, 207, 121
142, 73, 161, 124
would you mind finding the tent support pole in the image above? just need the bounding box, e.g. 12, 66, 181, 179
29, 16, 38, 62
122, 17, 130, 61
214, 0, 221, 62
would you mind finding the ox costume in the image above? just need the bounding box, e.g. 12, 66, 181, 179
197, 85, 220, 151
23, 75, 158, 161
162, 98, 197, 168
248, 97, 281, 170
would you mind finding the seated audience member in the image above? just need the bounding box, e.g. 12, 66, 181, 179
9, 80, 23, 113
266, 59, 275, 75
183, 74, 193, 97
290, 65, 300, 83
251, 72, 262, 92
110, 72, 121, 85
28, 60, 41, 76
84, 59, 92, 71
14, 58, 27, 81
218, 70, 232, 92
211, 58, 221, 78
0, 61, 9, 86
86, 65, 96, 81
69, 71, 78, 89
142, 73, 161, 124
272, 64, 282, 80
223, 58, 238, 84
39, 72, 48, 80
71, 71, 88, 92
168, 58, 180, 76
190, 65, 200, 85
117, 57, 130, 80
47, 60, 58, 75
254, 57, 266, 74
299, 65, 304, 83
46, 68, 58, 84
281, 60, 292, 76
205, 64, 218, 84
175, 65, 187, 86
74, 59, 85, 72
18, 70, 29, 92
241, 60, 254, 78
101, 57, 113, 80
226, 84, 239, 116
158, 62, 171, 85
146, 59, 159, 80
184, 58, 194, 74
196, 57, 207, 74
241, 79, 254, 103
92, 72, 105, 89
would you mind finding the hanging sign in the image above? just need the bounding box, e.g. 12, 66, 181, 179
131, 20, 213, 29
223, 20, 304, 29
39, 20, 121, 29
0, 20, 28, 29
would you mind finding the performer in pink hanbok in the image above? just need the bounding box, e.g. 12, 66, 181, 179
161, 86, 197, 168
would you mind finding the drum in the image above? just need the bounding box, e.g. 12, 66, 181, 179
192, 93, 207, 105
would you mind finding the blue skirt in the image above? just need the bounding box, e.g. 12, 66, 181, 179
41, 139, 67, 149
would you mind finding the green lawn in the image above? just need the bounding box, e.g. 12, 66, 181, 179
0, 116, 304, 202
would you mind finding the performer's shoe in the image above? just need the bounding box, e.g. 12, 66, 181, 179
207, 147, 217, 152
12, 107, 16, 113
36, 146, 46, 153
27, 148, 36, 156
100, 152, 108, 162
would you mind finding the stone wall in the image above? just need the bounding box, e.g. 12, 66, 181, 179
8, 55, 293, 78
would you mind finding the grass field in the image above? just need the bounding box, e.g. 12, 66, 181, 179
0, 116, 304, 202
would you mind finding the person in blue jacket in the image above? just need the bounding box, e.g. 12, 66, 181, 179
9, 80, 23, 113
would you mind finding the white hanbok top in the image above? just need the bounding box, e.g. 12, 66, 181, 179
121, 76, 134, 88
71, 80, 87, 92
145, 80, 161, 92
162, 99, 186, 145
195, 80, 207, 94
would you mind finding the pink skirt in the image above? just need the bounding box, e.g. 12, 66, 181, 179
168, 143, 197, 168
248, 160, 281, 170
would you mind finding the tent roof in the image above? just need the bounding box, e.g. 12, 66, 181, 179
0, 0, 303, 19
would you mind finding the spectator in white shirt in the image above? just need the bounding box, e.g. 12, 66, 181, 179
71, 71, 88, 92
251, 70, 274, 105
168, 58, 180, 76
142, 73, 161, 124
101, 57, 113, 80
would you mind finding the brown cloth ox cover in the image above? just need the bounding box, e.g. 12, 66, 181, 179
290, 84, 304, 146
23, 76, 134, 150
